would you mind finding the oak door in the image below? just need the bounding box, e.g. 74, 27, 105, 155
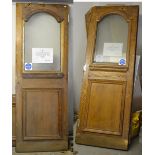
16, 4, 69, 152
76, 5, 139, 150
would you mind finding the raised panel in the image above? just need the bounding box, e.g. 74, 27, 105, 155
85, 81, 126, 135
23, 89, 63, 140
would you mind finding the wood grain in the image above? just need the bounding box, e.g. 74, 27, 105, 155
16, 3, 69, 152
76, 5, 139, 150
23, 89, 62, 140
86, 81, 126, 135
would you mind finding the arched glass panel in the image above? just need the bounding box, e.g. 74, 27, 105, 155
24, 12, 60, 71
94, 14, 128, 65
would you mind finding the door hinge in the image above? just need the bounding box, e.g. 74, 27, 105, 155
83, 64, 87, 72
68, 14, 69, 23
77, 119, 80, 127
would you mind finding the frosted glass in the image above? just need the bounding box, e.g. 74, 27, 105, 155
94, 14, 128, 64
24, 13, 60, 71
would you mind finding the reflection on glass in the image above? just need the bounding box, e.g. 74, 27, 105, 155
94, 14, 128, 64
24, 13, 61, 71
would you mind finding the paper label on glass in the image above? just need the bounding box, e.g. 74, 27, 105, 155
32, 48, 53, 63
109, 57, 120, 63
103, 43, 123, 57
95, 55, 113, 62
95, 55, 104, 62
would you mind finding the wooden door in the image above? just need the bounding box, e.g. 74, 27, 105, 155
16, 3, 69, 152
75, 5, 139, 150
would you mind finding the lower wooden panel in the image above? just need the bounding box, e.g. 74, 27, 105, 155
76, 80, 127, 150
75, 132, 128, 150
16, 140, 68, 152
16, 87, 68, 152
85, 81, 125, 135
23, 89, 62, 140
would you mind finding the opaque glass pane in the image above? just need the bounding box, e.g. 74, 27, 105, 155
24, 13, 60, 71
94, 14, 128, 65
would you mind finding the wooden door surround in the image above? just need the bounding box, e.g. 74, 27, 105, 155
76, 5, 139, 150
16, 3, 69, 152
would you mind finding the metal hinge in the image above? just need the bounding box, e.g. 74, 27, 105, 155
77, 119, 80, 127
68, 14, 69, 23
83, 64, 87, 72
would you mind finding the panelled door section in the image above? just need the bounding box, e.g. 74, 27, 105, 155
76, 6, 139, 150
16, 4, 69, 152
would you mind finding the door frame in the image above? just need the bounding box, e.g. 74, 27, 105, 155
16, 3, 69, 152
76, 5, 139, 150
